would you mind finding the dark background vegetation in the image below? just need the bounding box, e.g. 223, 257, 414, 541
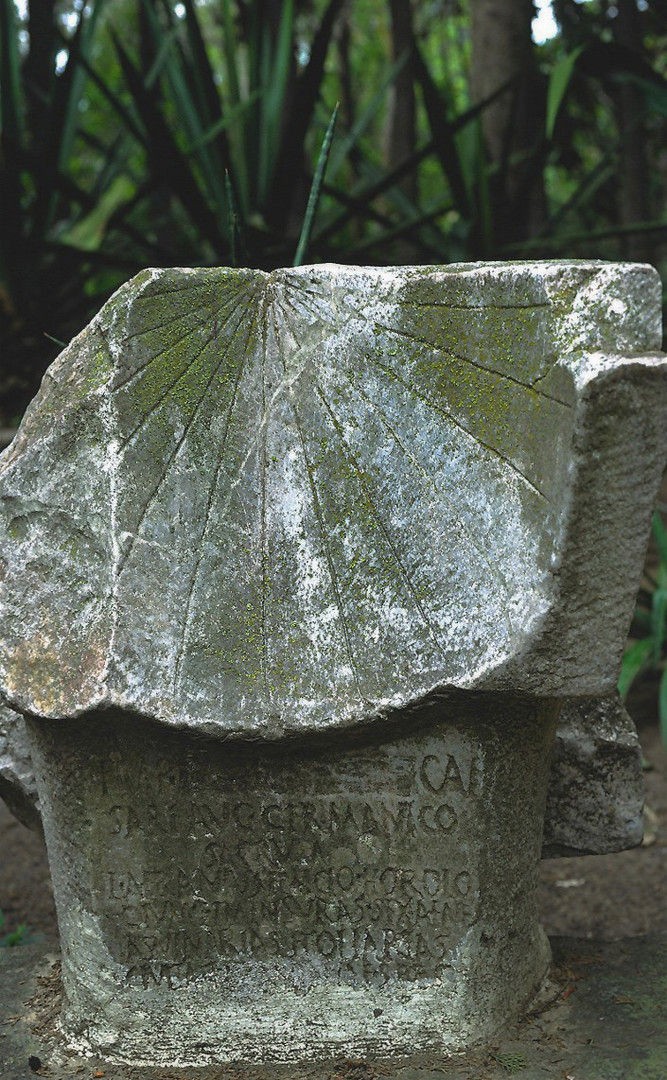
2, 0, 667, 425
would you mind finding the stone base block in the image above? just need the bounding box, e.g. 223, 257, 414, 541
26, 694, 557, 1066
0, 704, 41, 832
543, 694, 644, 857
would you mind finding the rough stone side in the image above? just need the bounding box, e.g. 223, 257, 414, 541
0, 704, 41, 832
494, 355, 667, 695
543, 694, 645, 857
0, 321, 114, 718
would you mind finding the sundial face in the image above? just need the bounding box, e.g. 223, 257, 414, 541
0, 263, 659, 736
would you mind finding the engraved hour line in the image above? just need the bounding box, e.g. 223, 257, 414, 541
110, 311, 219, 395
277, 300, 366, 702
366, 351, 548, 501
284, 278, 371, 334
126, 273, 255, 310
531, 366, 568, 392
397, 297, 551, 311
283, 275, 404, 326
172, 307, 261, 691
314, 386, 448, 662
373, 319, 572, 408
282, 278, 328, 303
278, 294, 513, 638
280, 292, 550, 506
118, 291, 252, 450
290, 396, 367, 705
115, 287, 253, 450
131, 278, 229, 301
118, 321, 224, 449
280, 291, 567, 437
280, 287, 337, 326
110, 286, 252, 395
280, 291, 332, 328
282, 281, 343, 327
115, 297, 256, 576
258, 296, 271, 698
282, 279, 370, 335
341, 368, 515, 637
275, 287, 565, 414
118, 302, 214, 344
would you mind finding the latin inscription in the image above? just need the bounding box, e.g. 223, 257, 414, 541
47, 723, 483, 989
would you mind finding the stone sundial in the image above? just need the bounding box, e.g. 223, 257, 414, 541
0, 260, 665, 1064
0, 261, 661, 736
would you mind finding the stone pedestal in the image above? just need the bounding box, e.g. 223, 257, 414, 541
28, 694, 556, 1065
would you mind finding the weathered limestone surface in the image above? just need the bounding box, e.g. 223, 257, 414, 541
543, 694, 645, 857
0, 262, 665, 736
0, 704, 41, 832
1, 261, 666, 1063
26, 697, 557, 1064
0, 694, 645, 858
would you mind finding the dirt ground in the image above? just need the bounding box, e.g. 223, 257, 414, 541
1, 679, 666, 948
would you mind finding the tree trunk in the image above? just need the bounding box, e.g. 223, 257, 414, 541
613, 0, 651, 262
386, 0, 417, 203
470, 0, 545, 248
23, 0, 57, 147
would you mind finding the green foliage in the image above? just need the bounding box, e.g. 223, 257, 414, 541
532, 37, 667, 258
620, 511, 667, 748
5, 0, 667, 422
88, 0, 347, 267
294, 102, 339, 266
492, 1051, 527, 1073
0, 0, 147, 419
0, 909, 32, 947
546, 45, 585, 139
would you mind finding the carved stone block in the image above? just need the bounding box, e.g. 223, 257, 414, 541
543, 694, 645, 857
1, 261, 666, 1062
27, 696, 556, 1063
0, 704, 41, 832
